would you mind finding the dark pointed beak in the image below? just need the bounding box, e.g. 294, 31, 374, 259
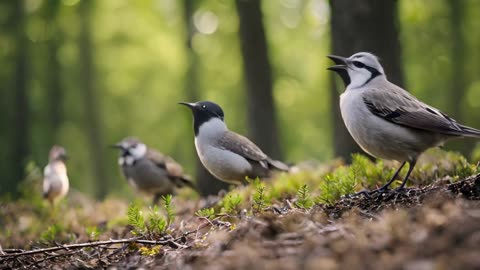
178, 102, 196, 109
58, 152, 68, 161
110, 143, 123, 149
327, 55, 348, 65
327, 55, 348, 71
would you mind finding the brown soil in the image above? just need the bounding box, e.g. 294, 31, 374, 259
1, 175, 480, 270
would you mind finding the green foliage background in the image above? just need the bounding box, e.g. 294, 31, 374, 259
1, 0, 479, 198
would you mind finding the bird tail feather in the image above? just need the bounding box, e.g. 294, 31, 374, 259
175, 175, 199, 192
460, 124, 480, 138
267, 158, 290, 172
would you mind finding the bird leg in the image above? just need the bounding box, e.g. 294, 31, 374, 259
396, 160, 416, 191
374, 161, 407, 193
152, 193, 161, 205
349, 161, 407, 198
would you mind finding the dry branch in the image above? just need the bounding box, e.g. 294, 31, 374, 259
0, 237, 172, 259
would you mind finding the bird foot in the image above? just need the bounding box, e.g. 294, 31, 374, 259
345, 187, 391, 199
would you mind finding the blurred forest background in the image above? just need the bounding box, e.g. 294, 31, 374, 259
1, 0, 480, 200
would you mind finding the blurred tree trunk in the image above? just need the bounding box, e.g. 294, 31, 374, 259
329, 0, 404, 162
79, 0, 108, 199
235, 0, 283, 160
183, 0, 229, 195
45, 0, 63, 145
9, 0, 29, 196
0, 2, 10, 196
447, 0, 471, 156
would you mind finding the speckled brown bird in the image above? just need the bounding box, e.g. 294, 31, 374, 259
112, 137, 196, 204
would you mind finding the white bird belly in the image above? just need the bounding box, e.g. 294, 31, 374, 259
195, 138, 252, 182
340, 91, 441, 161
43, 163, 69, 201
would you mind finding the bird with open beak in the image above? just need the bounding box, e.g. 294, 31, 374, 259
328, 52, 480, 196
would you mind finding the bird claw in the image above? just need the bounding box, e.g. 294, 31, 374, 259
345, 187, 392, 199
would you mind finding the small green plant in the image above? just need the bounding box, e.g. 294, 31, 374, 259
317, 166, 356, 205
295, 184, 314, 209
252, 179, 268, 212
317, 174, 338, 205
452, 155, 479, 180
147, 205, 167, 234
162, 194, 175, 227
40, 223, 64, 243
128, 198, 174, 236
195, 207, 215, 219
351, 154, 395, 188
222, 194, 243, 215
127, 201, 145, 235
85, 226, 100, 241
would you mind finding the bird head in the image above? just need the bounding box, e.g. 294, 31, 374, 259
49, 145, 68, 162
327, 52, 385, 89
179, 101, 226, 136
111, 137, 147, 159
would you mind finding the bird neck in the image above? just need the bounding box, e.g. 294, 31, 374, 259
50, 160, 67, 174
348, 72, 386, 90
129, 144, 147, 159
196, 118, 227, 141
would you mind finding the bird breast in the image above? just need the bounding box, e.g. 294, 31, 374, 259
194, 137, 252, 182
43, 162, 69, 199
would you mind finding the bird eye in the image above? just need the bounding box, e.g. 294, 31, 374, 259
353, 61, 365, 68
201, 105, 207, 109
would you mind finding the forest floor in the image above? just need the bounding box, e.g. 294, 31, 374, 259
1, 153, 480, 269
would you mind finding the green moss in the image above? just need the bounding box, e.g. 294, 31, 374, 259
221, 194, 243, 215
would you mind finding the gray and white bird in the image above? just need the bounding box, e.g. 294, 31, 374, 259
328, 52, 480, 194
112, 137, 196, 204
43, 145, 69, 206
179, 101, 289, 185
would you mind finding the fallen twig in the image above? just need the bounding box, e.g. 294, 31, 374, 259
0, 237, 172, 259
28, 249, 82, 268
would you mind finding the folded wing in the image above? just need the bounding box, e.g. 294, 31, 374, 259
363, 85, 480, 138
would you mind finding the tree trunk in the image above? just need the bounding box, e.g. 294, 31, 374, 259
447, 0, 472, 156
235, 0, 283, 160
0, 2, 9, 196
45, 0, 63, 145
79, 0, 108, 199
329, 0, 404, 162
448, 0, 465, 120
10, 0, 29, 196
182, 0, 229, 195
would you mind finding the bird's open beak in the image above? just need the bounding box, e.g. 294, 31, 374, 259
327, 55, 348, 71
178, 102, 196, 109
110, 143, 123, 149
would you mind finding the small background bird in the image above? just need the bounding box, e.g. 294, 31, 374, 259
112, 137, 197, 204
179, 101, 289, 185
328, 52, 480, 194
43, 145, 69, 207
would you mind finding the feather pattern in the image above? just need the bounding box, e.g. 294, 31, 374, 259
217, 131, 289, 171
363, 82, 480, 138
